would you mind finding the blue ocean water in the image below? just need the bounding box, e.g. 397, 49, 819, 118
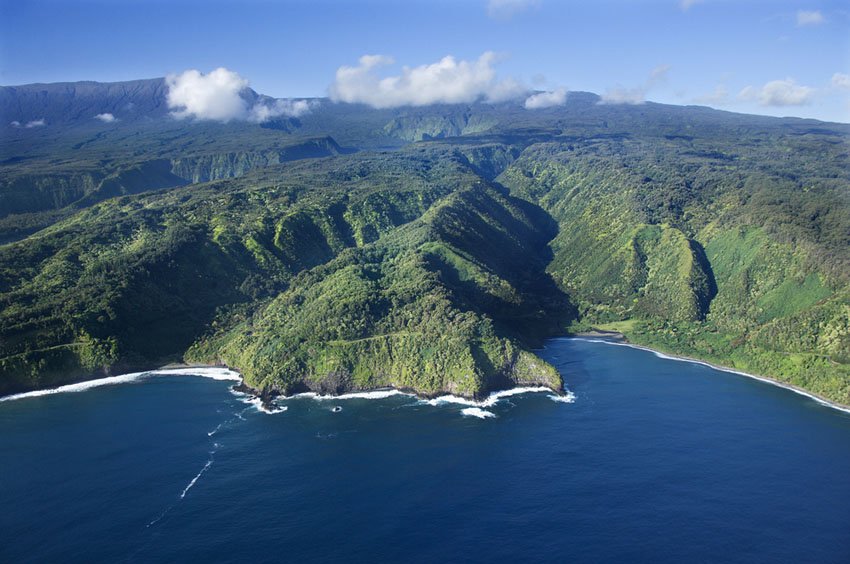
1, 338, 849, 563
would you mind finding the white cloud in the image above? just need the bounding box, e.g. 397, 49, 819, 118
680, 0, 703, 12
600, 65, 670, 105
600, 86, 646, 105
94, 113, 116, 123
9, 121, 20, 127
738, 78, 815, 106
524, 88, 567, 109
166, 68, 250, 122
796, 10, 824, 26
649, 64, 670, 83
166, 67, 315, 122
328, 52, 527, 108
248, 99, 317, 121
488, 0, 539, 20
692, 85, 729, 105
831, 72, 850, 90
25, 118, 46, 128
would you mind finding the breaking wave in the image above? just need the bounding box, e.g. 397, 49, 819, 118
290, 389, 410, 401
422, 386, 567, 408
229, 388, 288, 415
461, 407, 496, 419
0, 367, 241, 403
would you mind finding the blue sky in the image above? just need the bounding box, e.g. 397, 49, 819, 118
1, 0, 848, 122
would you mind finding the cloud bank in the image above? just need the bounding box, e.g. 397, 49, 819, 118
94, 113, 116, 123
739, 78, 815, 106
328, 53, 526, 108
524, 88, 567, 109
796, 10, 824, 26
166, 67, 314, 122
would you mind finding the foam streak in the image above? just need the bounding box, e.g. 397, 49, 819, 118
180, 459, 213, 499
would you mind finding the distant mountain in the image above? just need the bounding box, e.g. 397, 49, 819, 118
0, 78, 172, 125
0, 78, 848, 406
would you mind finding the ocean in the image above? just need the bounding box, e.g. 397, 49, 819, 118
1, 337, 849, 563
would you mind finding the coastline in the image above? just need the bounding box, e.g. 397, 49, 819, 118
0, 361, 568, 410
2, 336, 848, 416
568, 333, 850, 415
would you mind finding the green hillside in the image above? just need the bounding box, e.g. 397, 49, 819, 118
1, 82, 848, 403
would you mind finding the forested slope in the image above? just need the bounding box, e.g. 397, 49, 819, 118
1, 80, 848, 403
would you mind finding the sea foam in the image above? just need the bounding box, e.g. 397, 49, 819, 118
422, 386, 565, 408
291, 389, 411, 401
0, 367, 241, 403
229, 388, 288, 415
461, 407, 496, 419
180, 459, 213, 499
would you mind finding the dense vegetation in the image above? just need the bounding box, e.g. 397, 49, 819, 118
0, 147, 569, 397
499, 129, 850, 404
1, 80, 848, 403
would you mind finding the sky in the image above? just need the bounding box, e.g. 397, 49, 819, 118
1, 0, 849, 122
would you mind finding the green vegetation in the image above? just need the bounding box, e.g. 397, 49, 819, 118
1, 82, 848, 404
499, 127, 849, 405
0, 147, 570, 397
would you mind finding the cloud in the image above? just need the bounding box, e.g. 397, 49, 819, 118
328, 52, 527, 108
679, 0, 703, 12
9, 121, 20, 127
738, 78, 815, 106
24, 118, 46, 128
692, 85, 729, 105
649, 65, 670, 83
488, 0, 539, 20
94, 113, 116, 123
600, 65, 670, 105
166, 68, 250, 122
249, 99, 317, 121
796, 10, 824, 26
600, 87, 646, 105
166, 67, 315, 122
524, 88, 567, 109
831, 72, 850, 90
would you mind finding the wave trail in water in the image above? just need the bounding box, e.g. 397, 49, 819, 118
181, 459, 213, 499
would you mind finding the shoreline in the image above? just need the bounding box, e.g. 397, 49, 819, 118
565, 335, 850, 415
2, 338, 848, 416
0, 362, 568, 409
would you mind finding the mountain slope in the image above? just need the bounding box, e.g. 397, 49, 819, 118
0, 78, 848, 404
0, 147, 571, 397
499, 127, 850, 404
